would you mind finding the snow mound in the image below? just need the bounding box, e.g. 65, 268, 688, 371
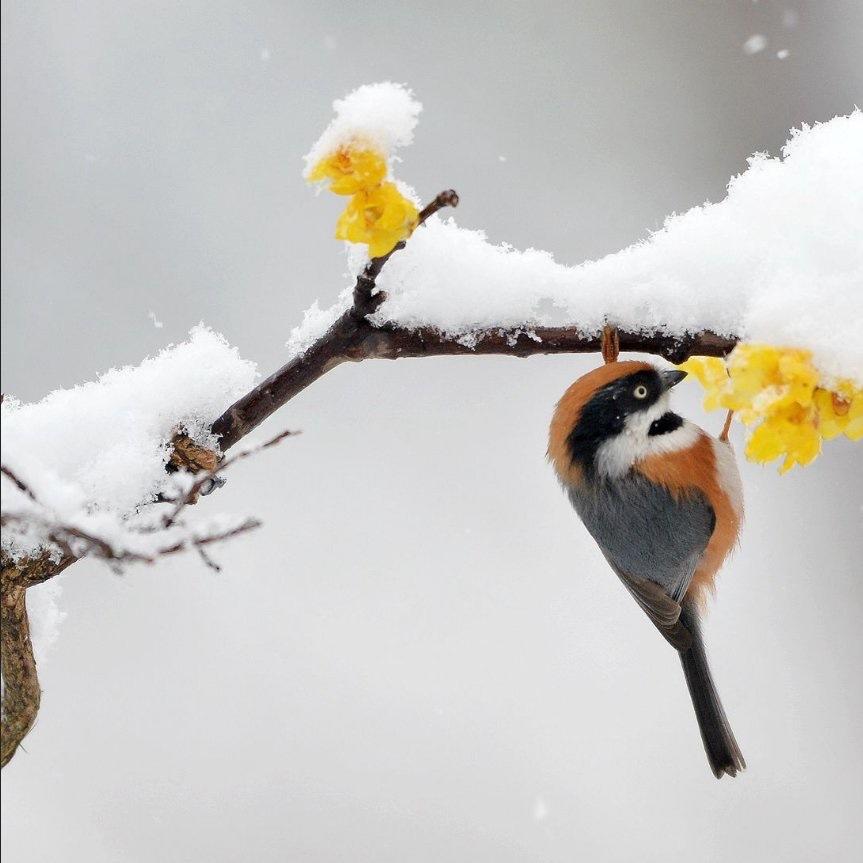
303, 82, 422, 176
371, 112, 863, 385
1, 325, 257, 562
26, 580, 66, 666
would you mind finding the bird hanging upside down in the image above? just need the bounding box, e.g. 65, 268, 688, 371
548, 360, 745, 778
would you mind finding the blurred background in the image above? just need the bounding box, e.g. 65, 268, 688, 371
2, 1, 862, 860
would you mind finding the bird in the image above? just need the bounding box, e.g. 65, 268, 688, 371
548, 359, 745, 778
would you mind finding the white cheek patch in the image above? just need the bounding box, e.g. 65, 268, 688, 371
595, 393, 700, 478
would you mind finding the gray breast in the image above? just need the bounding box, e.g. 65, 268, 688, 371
568, 473, 715, 601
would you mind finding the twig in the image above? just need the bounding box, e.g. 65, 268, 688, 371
720, 410, 735, 443
2, 512, 261, 568
353, 189, 460, 317
1, 466, 37, 502
162, 427, 298, 528
196, 546, 222, 572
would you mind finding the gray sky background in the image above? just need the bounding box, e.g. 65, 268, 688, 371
2, 1, 862, 861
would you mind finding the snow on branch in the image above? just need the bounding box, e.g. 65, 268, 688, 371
1, 326, 258, 565
297, 90, 862, 387
3, 82, 862, 769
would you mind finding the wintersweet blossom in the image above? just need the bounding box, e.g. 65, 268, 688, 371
680, 345, 861, 473
814, 385, 863, 441
308, 145, 418, 258
335, 182, 419, 258
307, 148, 387, 195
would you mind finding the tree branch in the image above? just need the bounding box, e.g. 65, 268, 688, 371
1, 582, 40, 768
211, 187, 737, 451
0, 186, 740, 768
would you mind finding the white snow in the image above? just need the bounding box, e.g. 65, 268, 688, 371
295, 108, 862, 386
1, 325, 257, 562
532, 797, 549, 822
26, 580, 67, 666
743, 34, 768, 55
303, 82, 422, 178
286, 291, 351, 357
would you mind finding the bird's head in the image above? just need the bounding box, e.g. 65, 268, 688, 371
548, 360, 692, 484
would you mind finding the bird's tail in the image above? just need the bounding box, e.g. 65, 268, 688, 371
679, 602, 745, 778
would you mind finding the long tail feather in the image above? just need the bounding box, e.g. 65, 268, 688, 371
679, 603, 745, 778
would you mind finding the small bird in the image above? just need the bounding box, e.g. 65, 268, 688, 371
548, 360, 745, 778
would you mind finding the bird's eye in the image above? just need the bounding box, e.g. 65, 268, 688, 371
633, 385, 648, 399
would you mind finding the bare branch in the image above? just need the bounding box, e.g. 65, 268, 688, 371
353, 188, 460, 317
1, 466, 37, 502
1, 513, 262, 569
211, 317, 736, 451
209, 188, 736, 451
163, 427, 298, 528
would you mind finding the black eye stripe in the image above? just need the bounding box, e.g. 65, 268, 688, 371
567, 370, 666, 472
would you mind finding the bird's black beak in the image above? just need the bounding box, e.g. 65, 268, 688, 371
660, 369, 687, 391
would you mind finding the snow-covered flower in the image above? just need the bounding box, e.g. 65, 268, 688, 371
307, 147, 387, 196
304, 82, 423, 259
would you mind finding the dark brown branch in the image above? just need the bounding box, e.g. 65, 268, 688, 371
212, 188, 737, 451
1, 541, 77, 765
1, 583, 40, 767
210, 188, 739, 451
212, 318, 736, 451
353, 189, 460, 317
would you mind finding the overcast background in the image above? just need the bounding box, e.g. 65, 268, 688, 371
2, 1, 862, 861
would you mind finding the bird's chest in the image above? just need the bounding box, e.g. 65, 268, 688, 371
567, 474, 714, 595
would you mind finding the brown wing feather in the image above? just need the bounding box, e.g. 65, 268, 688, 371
603, 556, 694, 651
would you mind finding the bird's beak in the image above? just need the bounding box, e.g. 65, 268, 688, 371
660, 369, 687, 391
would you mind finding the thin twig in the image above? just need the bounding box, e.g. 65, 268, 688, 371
353, 188, 460, 316
196, 545, 222, 572
162, 427, 298, 528
720, 410, 735, 443
1, 466, 37, 502
2, 512, 261, 568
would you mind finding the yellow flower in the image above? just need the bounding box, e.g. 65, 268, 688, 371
725, 345, 818, 423
745, 403, 821, 474
814, 383, 863, 441
335, 182, 419, 258
678, 357, 728, 411
679, 343, 860, 473
308, 148, 388, 195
